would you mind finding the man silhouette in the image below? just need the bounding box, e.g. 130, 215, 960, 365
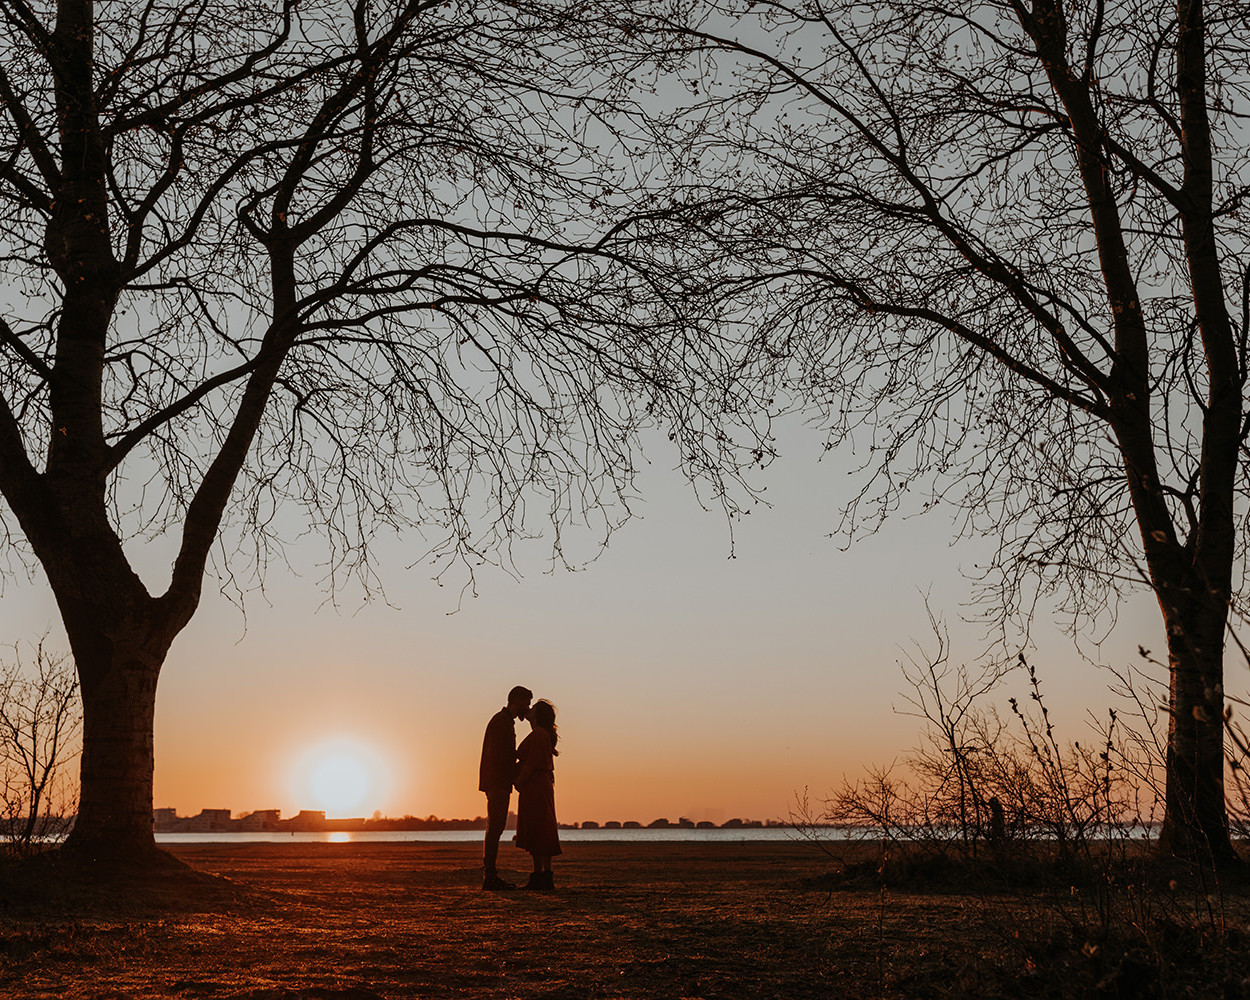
480, 685, 532, 890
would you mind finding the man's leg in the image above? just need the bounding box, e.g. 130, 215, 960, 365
482, 789, 513, 889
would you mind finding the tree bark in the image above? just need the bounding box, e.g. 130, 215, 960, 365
59, 608, 176, 858
67, 662, 159, 857
1156, 583, 1236, 861
1113, 405, 1237, 861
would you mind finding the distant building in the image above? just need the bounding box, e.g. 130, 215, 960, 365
677, 818, 695, 829
238, 809, 281, 831
647, 818, 672, 828
580, 820, 600, 829
183, 809, 233, 832
622, 821, 642, 829
288, 810, 327, 831
152, 807, 504, 835
603, 821, 621, 829
696, 821, 716, 829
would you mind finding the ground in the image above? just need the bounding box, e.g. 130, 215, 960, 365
1, 840, 1248, 998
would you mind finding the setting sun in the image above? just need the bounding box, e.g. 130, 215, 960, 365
294, 739, 390, 817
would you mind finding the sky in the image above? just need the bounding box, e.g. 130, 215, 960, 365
0, 6, 1207, 828
0, 414, 1170, 827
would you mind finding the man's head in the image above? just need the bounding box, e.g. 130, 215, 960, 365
506, 685, 533, 719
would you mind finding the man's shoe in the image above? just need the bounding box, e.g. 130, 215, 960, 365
482, 874, 517, 891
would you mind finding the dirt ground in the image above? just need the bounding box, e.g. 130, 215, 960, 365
0, 840, 1246, 999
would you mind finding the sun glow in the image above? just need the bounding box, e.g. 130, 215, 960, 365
294, 738, 390, 817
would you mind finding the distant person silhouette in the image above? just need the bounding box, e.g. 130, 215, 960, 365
515, 698, 561, 890
479, 685, 532, 891
988, 795, 1006, 842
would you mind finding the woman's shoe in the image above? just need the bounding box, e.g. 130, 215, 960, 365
524, 871, 554, 890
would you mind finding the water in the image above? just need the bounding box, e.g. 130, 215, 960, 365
155, 827, 816, 845
40, 825, 1162, 846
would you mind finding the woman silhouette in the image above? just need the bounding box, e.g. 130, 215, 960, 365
514, 699, 561, 889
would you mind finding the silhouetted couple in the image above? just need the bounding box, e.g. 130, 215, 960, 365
479, 685, 561, 891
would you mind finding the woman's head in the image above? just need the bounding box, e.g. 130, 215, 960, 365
531, 699, 558, 754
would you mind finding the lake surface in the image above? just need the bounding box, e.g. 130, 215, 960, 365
155, 827, 819, 844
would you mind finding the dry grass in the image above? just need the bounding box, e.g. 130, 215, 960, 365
0, 840, 1248, 998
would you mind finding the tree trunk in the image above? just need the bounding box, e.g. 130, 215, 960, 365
1156, 590, 1236, 862
61, 614, 174, 859
1111, 406, 1237, 861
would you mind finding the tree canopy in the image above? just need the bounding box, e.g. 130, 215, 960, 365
0, 0, 776, 855
625, 0, 1250, 856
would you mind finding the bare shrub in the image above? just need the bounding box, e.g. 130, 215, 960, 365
814, 619, 1161, 874
795, 627, 1250, 994
0, 639, 81, 856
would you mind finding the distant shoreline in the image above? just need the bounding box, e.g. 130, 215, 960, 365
153, 808, 792, 836
154, 827, 825, 845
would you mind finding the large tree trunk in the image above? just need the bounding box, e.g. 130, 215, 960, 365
67, 655, 161, 858
1113, 397, 1237, 861
45, 573, 185, 859
1157, 592, 1236, 861
60, 614, 176, 858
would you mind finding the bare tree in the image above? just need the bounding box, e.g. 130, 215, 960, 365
894, 606, 1007, 851
0, 638, 80, 855
0, 1, 774, 858
626, 0, 1250, 857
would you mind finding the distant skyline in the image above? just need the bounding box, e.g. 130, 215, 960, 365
153, 806, 781, 827
2, 417, 1168, 824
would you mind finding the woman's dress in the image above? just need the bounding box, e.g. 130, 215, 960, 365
515, 727, 561, 857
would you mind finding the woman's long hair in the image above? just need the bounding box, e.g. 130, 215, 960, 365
531, 699, 559, 756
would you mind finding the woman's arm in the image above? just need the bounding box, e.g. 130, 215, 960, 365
514, 735, 536, 789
